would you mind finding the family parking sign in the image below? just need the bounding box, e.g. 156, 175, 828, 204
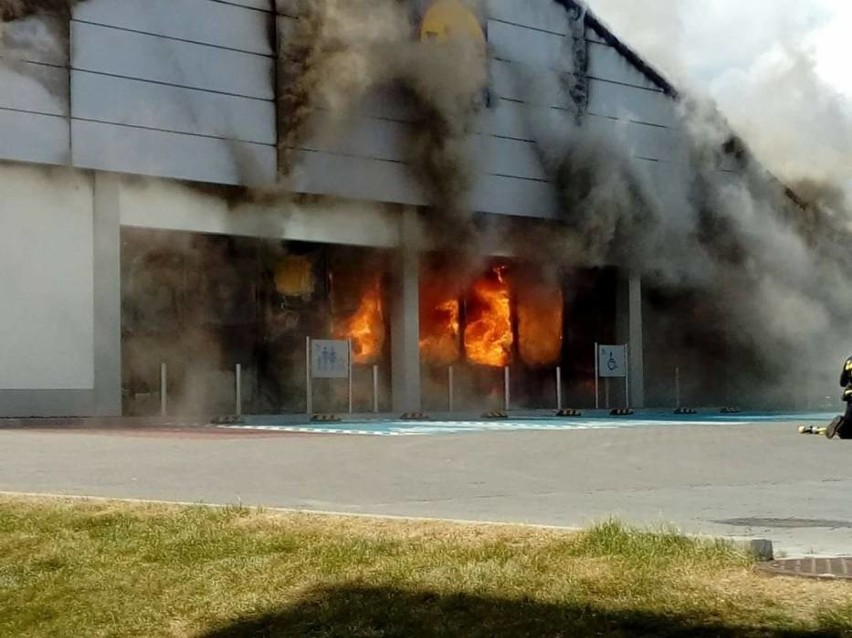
311, 340, 350, 379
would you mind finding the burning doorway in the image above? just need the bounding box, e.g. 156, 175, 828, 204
121, 230, 393, 417
419, 258, 567, 411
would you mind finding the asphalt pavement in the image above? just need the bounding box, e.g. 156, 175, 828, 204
0, 420, 850, 557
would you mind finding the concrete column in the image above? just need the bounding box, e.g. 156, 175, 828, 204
617, 271, 645, 408
391, 208, 421, 413
92, 172, 123, 416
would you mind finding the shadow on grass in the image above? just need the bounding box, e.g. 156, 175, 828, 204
199, 584, 845, 638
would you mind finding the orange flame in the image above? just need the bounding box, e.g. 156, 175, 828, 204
333, 279, 385, 364
420, 298, 460, 365
464, 267, 513, 367
518, 286, 563, 367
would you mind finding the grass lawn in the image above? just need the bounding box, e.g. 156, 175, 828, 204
0, 496, 851, 637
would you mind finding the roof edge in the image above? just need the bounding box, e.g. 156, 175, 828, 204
555, 0, 679, 99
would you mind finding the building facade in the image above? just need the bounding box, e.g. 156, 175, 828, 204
0, 0, 723, 417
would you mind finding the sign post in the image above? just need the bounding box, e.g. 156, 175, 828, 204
372, 365, 379, 413
348, 340, 353, 414
556, 366, 563, 411
305, 337, 312, 415
235, 363, 242, 418
594, 343, 599, 409
160, 362, 167, 417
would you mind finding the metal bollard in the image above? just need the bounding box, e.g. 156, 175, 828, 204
160, 362, 167, 417
373, 365, 379, 413
235, 364, 242, 417
504, 366, 510, 412
556, 366, 563, 411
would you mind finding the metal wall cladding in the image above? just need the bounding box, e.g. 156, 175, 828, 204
0, 0, 691, 216
0, 14, 71, 165
70, 0, 277, 185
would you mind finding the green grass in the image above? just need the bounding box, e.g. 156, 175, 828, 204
0, 496, 850, 637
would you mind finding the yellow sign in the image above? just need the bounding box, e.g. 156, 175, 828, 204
274, 255, 314, 297
420, 0, 486, 45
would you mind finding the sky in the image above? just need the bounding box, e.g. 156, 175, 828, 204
583, 0, 852, 199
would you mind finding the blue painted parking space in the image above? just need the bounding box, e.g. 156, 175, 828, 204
216, 411, 838, 437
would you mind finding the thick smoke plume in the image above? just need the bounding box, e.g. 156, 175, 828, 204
0, 0, 77, 44
487, 0, 852, 406
0, 0, 76, 21
279, 0, 488, 249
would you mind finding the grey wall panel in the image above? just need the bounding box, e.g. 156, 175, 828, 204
487, 100, 539, 141
490, 59, 572, 112
230, 0, 272, 10
287, 148, 557, 217
624, 122, 690, 164
72, 120, 276, 185
588, 80, 679, 128
487, 0, 571, 35
0, 62, 68, 116
297, 110, 546, 181
479, 135, 546, 180
488, 19, 568, 69
588, 42, 663, 92
491, 21, 664, 95
586, 29, 608, 45
74, 0, 273, 55
0, 111, 69, 165
0, 165, 93, 391
353, 85, 419, 123
71, 21, 274, 99
72, 71, 275, 145
584, 114, 690, 164
288, 150, 424, 206
469, 174, 556, 218
298, 114, 409, 162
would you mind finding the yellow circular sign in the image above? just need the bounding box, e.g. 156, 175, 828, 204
420, 0, 486, 45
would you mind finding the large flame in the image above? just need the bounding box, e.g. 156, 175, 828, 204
420, 297, 460, 365
518, 286, 563, 367
333, 278, 385, 364
464, 267, 513, 367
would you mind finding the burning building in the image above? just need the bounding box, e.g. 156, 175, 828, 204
0, 0, 819, 417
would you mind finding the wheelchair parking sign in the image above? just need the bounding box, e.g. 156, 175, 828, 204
598, 345, 627, 379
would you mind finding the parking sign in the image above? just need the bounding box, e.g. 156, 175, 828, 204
598, 345, 627, 378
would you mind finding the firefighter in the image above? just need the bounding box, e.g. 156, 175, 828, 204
827, 355, 852, 439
